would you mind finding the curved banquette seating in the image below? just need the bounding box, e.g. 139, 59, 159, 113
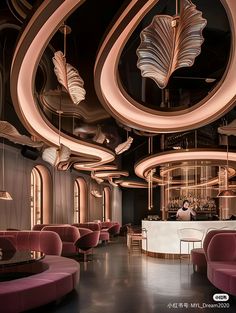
41, 225, 80, 256
0, 231, 80, 313
207, 233, 236, 296
191, 229, 236, 272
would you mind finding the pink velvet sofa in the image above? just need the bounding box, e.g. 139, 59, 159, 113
0, 231, 80, 313
207, 233, 236, 296
42, 225, 80, 256
191, 229, 236, 272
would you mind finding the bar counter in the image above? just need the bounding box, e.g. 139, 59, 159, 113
142, 220, 236, 258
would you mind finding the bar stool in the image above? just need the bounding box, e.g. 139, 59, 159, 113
177, 228, 204, 260
127, 226, 147, 253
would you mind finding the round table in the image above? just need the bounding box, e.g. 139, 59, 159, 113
0, 250, 45, 281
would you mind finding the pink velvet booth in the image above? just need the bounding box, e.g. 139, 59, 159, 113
0, 231, 79, 312
207, 233, 236, 296
0, 230, 62, 255
73, 223, 109, 242
191, 229, 236, 272
0, 255, 79, 313
42, 225, 80, 256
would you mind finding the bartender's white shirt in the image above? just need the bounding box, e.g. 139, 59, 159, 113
176, 208, 196, 221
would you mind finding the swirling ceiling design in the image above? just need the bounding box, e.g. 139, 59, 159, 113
10, 0, 115, 167
135, 149, 236, 182
94, 0, 236, 133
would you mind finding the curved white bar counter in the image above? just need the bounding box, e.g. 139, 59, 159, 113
142, 220, 236, 258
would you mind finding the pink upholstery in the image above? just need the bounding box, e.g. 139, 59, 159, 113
191, 229, 236, 272
75, 231, 100, 261
73, 223, 110, 242
0, 255, 80, 313
108, 224, 120, 236
32, 223, 70, 231
42, 226, 80, 256
101, 221, 118, 229
0, 231, 62, 255
207, 233, 236, 295
73, 222, 101, 231
207, 233, 236, 262
78, 227, 93, 237
99, 231, 109, 242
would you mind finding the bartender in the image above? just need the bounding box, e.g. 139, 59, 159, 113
176, 200, 196, 221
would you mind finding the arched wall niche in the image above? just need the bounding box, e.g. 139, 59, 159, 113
34, 164, 53, 224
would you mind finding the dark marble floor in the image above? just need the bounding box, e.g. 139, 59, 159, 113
30, 237, 236, 313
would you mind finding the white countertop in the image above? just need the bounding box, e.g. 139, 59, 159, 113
142, 220, 236, 255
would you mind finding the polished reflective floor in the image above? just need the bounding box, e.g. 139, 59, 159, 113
30, 237, 236, 313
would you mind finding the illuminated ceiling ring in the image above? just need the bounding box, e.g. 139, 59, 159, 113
10, 0, 114, 167
95, 0, 236, 133
135, 150, 236, 182
157, 164, 236, 187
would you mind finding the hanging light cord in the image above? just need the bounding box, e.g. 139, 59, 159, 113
58, 112, 61, 146
2, 140, 5, 189
226, 135, 229, 185
63, 24, 67, 57
176, 0, 181, 16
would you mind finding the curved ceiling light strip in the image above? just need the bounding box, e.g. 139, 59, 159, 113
118, 180, 150, 189
94, 0, 236, 133
74, 164, 118, 172
10, 0, 114, 166
135, 149, 236, 180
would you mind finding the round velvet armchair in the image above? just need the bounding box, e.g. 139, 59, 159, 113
74, 231, 100, 261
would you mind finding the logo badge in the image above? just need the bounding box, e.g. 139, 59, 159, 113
213, 294, 229, 302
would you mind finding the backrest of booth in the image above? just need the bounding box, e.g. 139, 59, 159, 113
0, 230, 62, 255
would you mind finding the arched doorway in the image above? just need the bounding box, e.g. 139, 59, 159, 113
30, 165, 52, 228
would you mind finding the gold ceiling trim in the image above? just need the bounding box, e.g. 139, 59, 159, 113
94, 0, 236, 133
10, 0, 114, 167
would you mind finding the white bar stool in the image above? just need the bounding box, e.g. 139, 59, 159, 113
178, 228, 204, 261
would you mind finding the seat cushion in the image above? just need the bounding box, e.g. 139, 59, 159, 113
208, 262, 236, 295
191, 248, 206, 267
